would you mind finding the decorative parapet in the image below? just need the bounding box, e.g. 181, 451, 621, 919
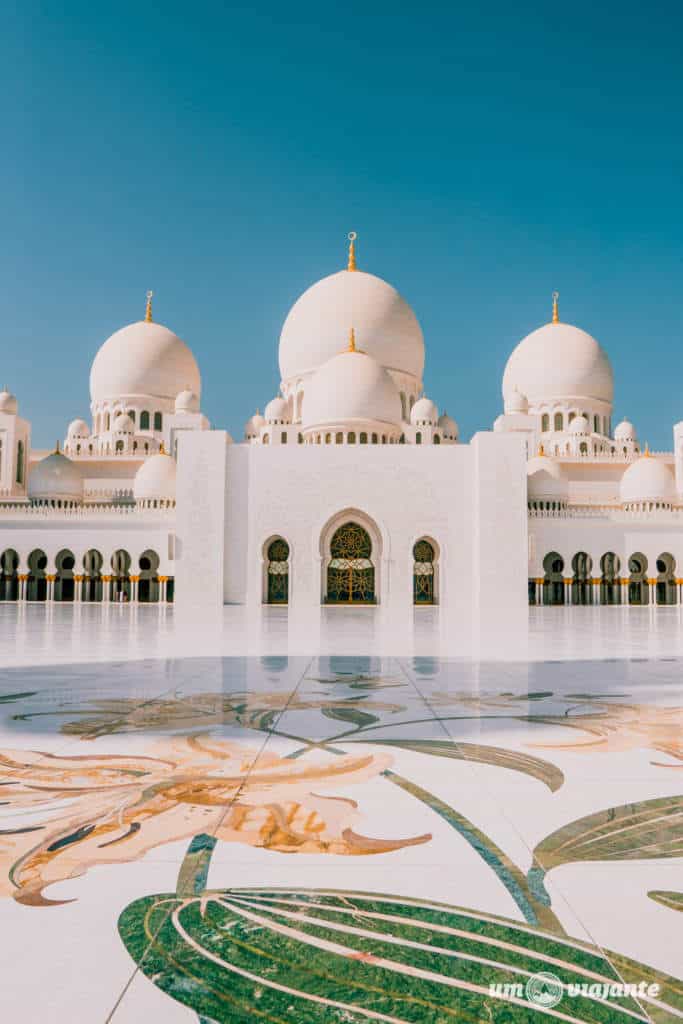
528, 504, 683, 521
0, 503, 174, 519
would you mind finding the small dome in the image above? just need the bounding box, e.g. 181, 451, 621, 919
279, 269, 425, 383
302, 347, 402, 430
244, 410, 265, 439
568, 415, 589, 435
90, 320, 200, 404
410, 397, 439, 426
28, 451, 82, 503
527, 459, 567, 501
614, 418, 636, 442
67, 418, 90, 438
503, 319, 614, 407
264, 396, 291, 423
175, 389, 200, 413
0, 390, 18, 414
112, 413, 135, 433
620, 455, 676, 506
504, 388, 529, 415
437, 411, 459, 439
133, 451, 176, 503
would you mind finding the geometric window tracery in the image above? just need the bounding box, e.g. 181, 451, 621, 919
326, 522, 375, 604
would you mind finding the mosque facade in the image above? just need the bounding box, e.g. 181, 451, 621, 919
1, 236, 682, 621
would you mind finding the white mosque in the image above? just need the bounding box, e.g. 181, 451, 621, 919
1, 234, 683, 621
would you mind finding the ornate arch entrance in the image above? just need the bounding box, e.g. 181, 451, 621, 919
325, 522, 376, 604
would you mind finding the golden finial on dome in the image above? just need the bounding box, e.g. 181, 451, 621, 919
145, 290, 153, 323
347, 231, 357, 272
347, 326, 356, 352
644, 442, 651, 457
552, 291, 559, 324
53, 440, 60, 455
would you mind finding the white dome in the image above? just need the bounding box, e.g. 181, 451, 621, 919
302, 348, 402, 430
90, 320, 200, 404
279, 269, 424, 383
67, 418, 90, 438
527, 457, 567, 500
0, 390, 18, 414
620, 455, 676, 505
504, 388, 529, 414
264, 397, 291, 423
112, 413, 135, 433
614, 418, 636, 442
133, 451, 176, 503
437, 411, 459, 438
28, 451, 82, 503
410, 397, 438, 426
503, 320, 614, 407
568, 414, 589, 435
244, 410, 265, 438
175, 389, 200, 413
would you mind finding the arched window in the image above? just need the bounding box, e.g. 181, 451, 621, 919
266, 538, 289, 604
416, 431, 422, 445
400, 392, 407, 419
371, 433, 378, 444
542, 552, 565, 605
348, 432, 356, 444
82, 549, 103, 602
115, 440, 124, 453
656, 553, 677, 605
27, 549, 48, 601
127, 410, 136, 423
16, 440, 24, 484
325, 433, 331, 444
579, 442, 588, 454
111, 549, 132, 602
140, 411, 150, 430
628, 553, 648, 605
326, 523, 375, 604
541, 414, 550, 432
594, 414, 600, 433
0, 549, 19, 601
153, 412, 163, 431
281, 431, 288, 444
571, 552, 592, 605
54, 549, 76, 602
554, 412, 563, 431
262, 433, 270, 445
600, 552, 620, 605
138, 550, 160, 603
433, 434, 441, 444
297, 433, 303, 444
360, 432, 367, 444
413, 539, 435, 604
335, 432, 343, 444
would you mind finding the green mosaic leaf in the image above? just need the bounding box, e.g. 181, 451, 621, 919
354, 738, 564, 791
118, 887, 682, 1023
534, 795, 683, 867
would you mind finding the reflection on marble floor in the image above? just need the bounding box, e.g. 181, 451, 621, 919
4, 602, 683, 666
0, 651, 682, 1022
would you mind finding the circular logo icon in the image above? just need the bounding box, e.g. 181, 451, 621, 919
525, 971, 564, 1008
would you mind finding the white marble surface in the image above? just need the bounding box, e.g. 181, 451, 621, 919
2, 602, 683, 667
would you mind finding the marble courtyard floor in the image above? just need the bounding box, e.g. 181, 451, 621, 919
0, 606, 681, 1022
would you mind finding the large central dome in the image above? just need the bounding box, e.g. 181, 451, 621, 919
279, 269, 425, 383
90, 320, 201, 404
503, 320, 614, 408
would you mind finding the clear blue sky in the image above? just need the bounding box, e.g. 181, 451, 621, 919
2, 1, 682, 448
